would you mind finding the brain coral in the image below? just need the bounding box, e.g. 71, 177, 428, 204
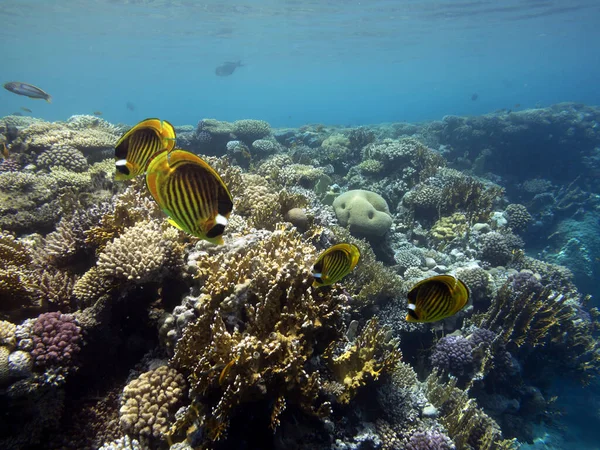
119, 365, 187, 442
333, 189, 393, 237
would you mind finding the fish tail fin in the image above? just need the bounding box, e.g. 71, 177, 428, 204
45, 95, 52, 104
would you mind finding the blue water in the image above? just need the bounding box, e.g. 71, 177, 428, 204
1, 0, 599, 127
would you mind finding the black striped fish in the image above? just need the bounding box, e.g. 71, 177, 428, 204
406, 275, 469, 323
114, 118, 176, 180
145, 149, 233, 244
312, 243, 360, 287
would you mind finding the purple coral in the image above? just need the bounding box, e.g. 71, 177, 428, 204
406, 430, 455, 450
508, 271, 543, 297
469, 327, 497, 348
31, 312, 82, 369
0, 158, 20, 172
430, 335, 473, 376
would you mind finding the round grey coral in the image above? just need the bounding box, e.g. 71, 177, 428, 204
478, 231, 512, 266
37, 145, 89, 172
505, 203, 532, 232
233, 119, 271, 142
455, 266, 491, 301
430, 335, 473, 376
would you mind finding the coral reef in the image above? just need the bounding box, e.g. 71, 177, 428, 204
1, 106, 599, 449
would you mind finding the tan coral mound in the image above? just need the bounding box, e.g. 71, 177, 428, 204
119, 365, 187, 442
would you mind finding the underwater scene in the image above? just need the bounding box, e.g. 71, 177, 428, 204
1, 1, 600, 449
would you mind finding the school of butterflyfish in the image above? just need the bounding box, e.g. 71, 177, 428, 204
115, 118, 470, 322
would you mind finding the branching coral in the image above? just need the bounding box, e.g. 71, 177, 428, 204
473, 272, 600, 383
173, 228, 352, 441
328, 225, 403, 306
324, 318, 401, 404
425, 370, 517, 450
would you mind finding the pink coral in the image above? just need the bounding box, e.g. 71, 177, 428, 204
31, 312, 82, 369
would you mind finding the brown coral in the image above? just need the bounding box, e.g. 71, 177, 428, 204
97, 220, 182, 283
119, 365, 187, 443
173, 228, 349, 440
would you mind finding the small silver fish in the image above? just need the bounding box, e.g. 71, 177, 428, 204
215, 61, 243, 77
4, 82, 52, 103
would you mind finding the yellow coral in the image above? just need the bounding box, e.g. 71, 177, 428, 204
324, 318, 401, 403
429, 213, 468, 248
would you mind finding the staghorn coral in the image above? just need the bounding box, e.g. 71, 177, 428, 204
173, 228, 350, 441
97, 220, 182, 283
324, 318, 401, 404
234, 173, 281, 229
440, 173, 504, 224
0, 230, 32, 266
473, 273, 600, 382
72, 267, 114, 307
119, 365, 187, 444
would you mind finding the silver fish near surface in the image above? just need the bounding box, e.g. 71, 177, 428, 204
215, 61, 243, 76
4, 81, 52, 103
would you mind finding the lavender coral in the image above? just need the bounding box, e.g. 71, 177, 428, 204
430, 335, 473, 377
31, 311, 82, 370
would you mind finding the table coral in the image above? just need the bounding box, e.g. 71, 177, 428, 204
119, 365, 187, 443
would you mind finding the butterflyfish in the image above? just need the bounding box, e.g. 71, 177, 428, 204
4, 82, 52, 103
405, 275, 469, 323
312, 243, 360, 287
145, 149, 233, 245
114, 118, 176, 180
